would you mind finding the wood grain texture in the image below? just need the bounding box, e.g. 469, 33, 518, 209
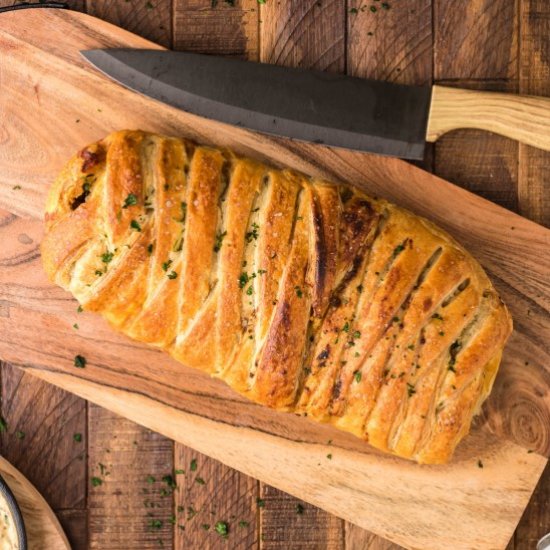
514, 462, 550, 549
259, 484, 344, 550
0, 457, 71, 550
347, 0, 432, 85
0, 363, 86, 510
0, 7, 548, 544
87, 405, 174, 550
434, 0, 518, 80
345, 522, 404, 550
173, 446, 258, 548
87, 0, 172, 48
173, 0, 259, 59
260, 0, 345, 72
0, 360, 86, 549
518, 0, 550, 227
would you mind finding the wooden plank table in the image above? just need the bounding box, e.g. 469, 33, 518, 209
0, 1, 548, 548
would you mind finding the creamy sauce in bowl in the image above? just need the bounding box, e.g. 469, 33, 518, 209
0, 491, 19, 550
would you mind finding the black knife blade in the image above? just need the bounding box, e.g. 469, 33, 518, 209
82, 49, 433, 159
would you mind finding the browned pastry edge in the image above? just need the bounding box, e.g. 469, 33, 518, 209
41, 130, 513, 464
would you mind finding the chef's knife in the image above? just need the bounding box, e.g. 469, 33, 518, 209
81, 49, 550, 160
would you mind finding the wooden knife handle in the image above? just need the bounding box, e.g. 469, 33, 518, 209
426, 84, 550, 151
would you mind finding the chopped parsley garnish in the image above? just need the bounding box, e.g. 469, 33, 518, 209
392, 316, 400, 323
190, 458, 198, 471
123, 193, 138, 208
77, 305, 83, 313
407, 383, 416, 397
162, 474, 177, 489
295, 286, 303, 298
12, 185, 22, 190
167, 271, 178, 279
239, 520, 249, 527
370, 5, 377, 12
354, 371, 362, 383
0, 417, 7, 433
201, 524, 210, 531
147, 243, 154, 256
238, 272, 250, 288
392, 243, 405, 257
73, 433, 82, 443
245, 222, 260, 243
214, 231, 227, 252
146, 475, 156, 484
130, 219, 141, 232
74, 355, 86, 368
95, 270, 104, 277
296, 504, 304, 515
448, 340, 462, 371
342, 322, 350, 332
215, 521, 229, 538
15, 431, 25, 440
432, 313, 443, 320
407, 344, 415, 350
91, 477, 103, 487
352, 330, 361, 339
246, 285, 253, 296
149, 519, 163, 530
381, 2, 390, 9
180, 202, 187, 222
439, 331, 445, 336
73, 323, 79, 330
162, 259, 172, 271
187, 507, 197, 520
195, 477, 206, 485
256, 498, 265, 508
174, 469, 185, 475
326, 453, 332, 460
145, 1, 154, 9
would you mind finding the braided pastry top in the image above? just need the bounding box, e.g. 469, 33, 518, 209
41, 130, 512, 464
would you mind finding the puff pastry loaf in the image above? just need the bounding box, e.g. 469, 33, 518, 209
42, 130, 512, 464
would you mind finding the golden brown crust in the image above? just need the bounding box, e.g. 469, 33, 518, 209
41, 130, 513, 464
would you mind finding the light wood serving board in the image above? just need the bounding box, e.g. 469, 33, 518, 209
0, 9, 548, 550
0, 457, 70, 550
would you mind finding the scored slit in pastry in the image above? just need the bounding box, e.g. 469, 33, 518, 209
41, 130, 512, 464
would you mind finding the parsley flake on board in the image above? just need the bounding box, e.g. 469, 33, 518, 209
74, 355, 86, 369
215, 521, 229, 538
130, 219, 141, 232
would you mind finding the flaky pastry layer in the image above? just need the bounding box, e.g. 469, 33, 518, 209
41, 130, 512, 464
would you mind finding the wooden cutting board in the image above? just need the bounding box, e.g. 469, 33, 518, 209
0, 8, 548, 550
0, 457, 70, 550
